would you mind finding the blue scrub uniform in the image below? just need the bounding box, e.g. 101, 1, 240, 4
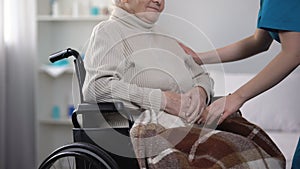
257, 0, 300, 42
257, 1, 300, 167
292, 137, 300, 169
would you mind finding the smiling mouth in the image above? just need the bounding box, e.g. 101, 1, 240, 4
147, 6, 160, 12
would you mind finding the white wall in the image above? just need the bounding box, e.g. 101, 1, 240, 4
162, 0, 281, 74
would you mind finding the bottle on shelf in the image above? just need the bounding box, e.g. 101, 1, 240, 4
89, 0, 112, 16
51, 105, 60, 120
89, 0, 100, 16
78, 0, 90, 16
50, 0, 59, 16
72, 0, 79, 17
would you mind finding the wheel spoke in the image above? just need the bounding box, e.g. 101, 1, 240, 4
72, 157, 75, 169
67, 157, 71, 168
52, 163, 57, 169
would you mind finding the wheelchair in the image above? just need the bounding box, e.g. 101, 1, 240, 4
38, 48, 140, 169
38, 48, 225, 169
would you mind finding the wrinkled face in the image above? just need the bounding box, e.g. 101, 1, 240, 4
125, 0, 165, 23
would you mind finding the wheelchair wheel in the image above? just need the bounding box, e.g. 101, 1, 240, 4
39, 142, 120, 169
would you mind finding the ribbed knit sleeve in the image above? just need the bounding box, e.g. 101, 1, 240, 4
185, 56, 214, 104
82, 22, 162, 112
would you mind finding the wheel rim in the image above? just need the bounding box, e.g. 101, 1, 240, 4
42, 151, 111, 169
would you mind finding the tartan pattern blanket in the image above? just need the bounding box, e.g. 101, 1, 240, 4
130, 115, 285, 169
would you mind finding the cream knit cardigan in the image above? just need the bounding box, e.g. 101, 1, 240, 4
82, 7, 214, 127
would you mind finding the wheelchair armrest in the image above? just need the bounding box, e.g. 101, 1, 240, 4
76, 102, 124, 112
72, 102, 134, 129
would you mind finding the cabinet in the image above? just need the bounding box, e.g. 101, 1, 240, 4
35, 0, 111, 164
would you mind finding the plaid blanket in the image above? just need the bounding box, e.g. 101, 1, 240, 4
130, 115, 285, 169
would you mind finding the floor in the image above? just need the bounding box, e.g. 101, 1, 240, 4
266, 131, 300, 169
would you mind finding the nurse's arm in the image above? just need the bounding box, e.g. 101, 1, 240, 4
180, 29, 273, 65
233, 31, 300, 104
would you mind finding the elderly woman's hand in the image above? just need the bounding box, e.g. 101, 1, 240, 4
161, 87, 207, 123
184, 87, 207, 123
161, 91, 194, 121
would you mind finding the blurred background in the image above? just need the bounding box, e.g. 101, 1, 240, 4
0, 0, 299, 168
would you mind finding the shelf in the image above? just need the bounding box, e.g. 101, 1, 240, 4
40, 65, 74, 77
37, 15, 109, 21
36, 0, 113, 164
39, 119, 73, 126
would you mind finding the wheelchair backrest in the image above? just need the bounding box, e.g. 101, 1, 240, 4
73, 54, 86, 103
49, 48, 86, 103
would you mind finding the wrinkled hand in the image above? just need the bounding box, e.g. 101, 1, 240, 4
199, 94, 244, 125
162, 87, 207, 123
178, 41, 202, 65
161, 91, 191, 120
184, 87, 207, 123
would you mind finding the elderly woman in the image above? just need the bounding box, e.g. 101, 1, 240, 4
82, 0, 213, 128
82, 0, 285, 168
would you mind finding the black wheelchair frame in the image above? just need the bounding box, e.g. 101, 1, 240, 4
38, 48, 140, 169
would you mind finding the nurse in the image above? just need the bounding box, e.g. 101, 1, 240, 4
292, 137, 300, 168
179, 0, 300, 125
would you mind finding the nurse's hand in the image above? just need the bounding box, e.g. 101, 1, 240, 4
199, 94, 243, 125
178, 41, 202, 65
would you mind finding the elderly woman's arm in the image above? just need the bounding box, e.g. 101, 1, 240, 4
181, 56, 215, 122
83, 26, 163, 113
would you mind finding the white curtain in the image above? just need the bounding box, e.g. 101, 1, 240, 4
0, 0, 6, 168
0, 0, 36, 168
